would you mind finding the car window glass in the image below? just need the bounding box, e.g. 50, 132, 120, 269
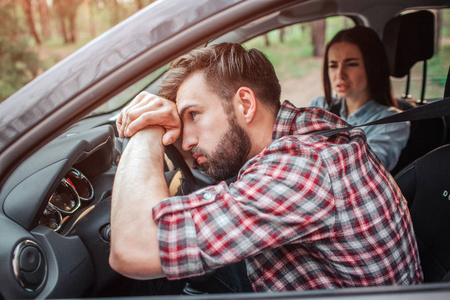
88, 65, 167, 117
88, 42, 212, 118
242, 16, 355, 108
391, 8, 450, 101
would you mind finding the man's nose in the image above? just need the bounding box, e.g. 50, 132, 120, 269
181, 129, 197, 152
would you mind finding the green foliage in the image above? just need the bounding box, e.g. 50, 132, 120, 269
244, 25, 314, 80
393, 37, 450, 100
243, 17, 353, 81
0, 4, 40, 102
429, 44, 450, 86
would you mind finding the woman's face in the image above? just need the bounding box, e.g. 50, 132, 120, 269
328, 41, 371, 104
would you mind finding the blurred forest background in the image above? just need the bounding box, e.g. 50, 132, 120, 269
1, 0, 449, 105
0, 0, 156, 102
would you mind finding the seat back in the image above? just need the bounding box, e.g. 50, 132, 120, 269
383, 10, 434, 79
390, 101, 447, 175
394, 144, 450, 282
383, 10, 447, 176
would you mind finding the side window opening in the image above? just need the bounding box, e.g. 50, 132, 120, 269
242, 16, 355, 108
391, 9, 450, 102
243, 11, 450, 107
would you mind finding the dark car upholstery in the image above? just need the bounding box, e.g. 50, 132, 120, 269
387, 10, 450, 283
383, 10, 447, 176
395, 144, 450, 282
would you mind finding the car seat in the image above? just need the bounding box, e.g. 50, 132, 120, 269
394, 144, 450, 283
382, 10, 447, 176
394, 53, 450, 283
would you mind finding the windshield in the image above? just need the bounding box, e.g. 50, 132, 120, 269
88, 65, 167, 117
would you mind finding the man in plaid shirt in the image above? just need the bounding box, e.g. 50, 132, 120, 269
110, 43, 423, 292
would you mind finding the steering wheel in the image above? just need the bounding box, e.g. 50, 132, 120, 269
164, 144, 199, 195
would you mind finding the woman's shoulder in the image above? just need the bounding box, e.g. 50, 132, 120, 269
369, 101, 403, 117
309, 96, 325, 108
309, 96, 341, 109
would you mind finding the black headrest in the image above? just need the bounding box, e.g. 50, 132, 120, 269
383, 10, 435, 78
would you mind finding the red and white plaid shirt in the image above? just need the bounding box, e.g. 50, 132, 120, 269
153, 100, 423, 292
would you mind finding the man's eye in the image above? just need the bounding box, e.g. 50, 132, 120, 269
347, 62, 359, 67
328, 64, 338, 69
191, 112, 198, 120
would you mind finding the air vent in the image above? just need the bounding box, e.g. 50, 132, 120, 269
12, 240, 47, 292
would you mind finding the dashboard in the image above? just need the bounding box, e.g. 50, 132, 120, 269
1, 124, 116, 232
0, 123, 118, 298
0, 118, 203, 298
39, 167, 95, 232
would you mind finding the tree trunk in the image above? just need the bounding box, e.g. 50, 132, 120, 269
54, 0, 69, 43
68, 10, 76, 43
111, 0, 120, 25
264, 34, 270, 47
279, 28, 285, 43
435, 10, 441, 55
54, 0, 81, 44
136, 0, 144, 10
37, 0, 51, 40
311, 19, 326, 57
67, 0, 82, 43
89, 0, 96, 38
20, 0, 41, 45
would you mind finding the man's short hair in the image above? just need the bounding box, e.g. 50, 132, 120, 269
159, 43, 281, 114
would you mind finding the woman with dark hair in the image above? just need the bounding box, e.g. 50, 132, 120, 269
309, 26, 410, 171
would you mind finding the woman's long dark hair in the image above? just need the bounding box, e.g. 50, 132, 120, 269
322, 26, 396, 107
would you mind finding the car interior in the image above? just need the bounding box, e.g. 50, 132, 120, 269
383, 10, 448, 175
1, 0, 450, 299
388, 10, 450, 284
381, 10, 450, 285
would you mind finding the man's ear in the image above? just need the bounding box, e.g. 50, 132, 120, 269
235, 87, 256, 123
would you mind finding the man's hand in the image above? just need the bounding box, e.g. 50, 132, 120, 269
116, 92, 181, 145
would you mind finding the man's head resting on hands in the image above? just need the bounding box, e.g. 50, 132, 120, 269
158, 43, 282, 181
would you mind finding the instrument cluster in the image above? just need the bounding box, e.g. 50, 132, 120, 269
39, 168, 94, 231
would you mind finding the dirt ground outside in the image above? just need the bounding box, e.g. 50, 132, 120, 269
280, 67, 323, 108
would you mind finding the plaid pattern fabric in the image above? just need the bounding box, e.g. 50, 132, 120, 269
153, 100, 423, 291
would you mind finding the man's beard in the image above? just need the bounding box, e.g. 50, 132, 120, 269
192, 117, 251, 181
